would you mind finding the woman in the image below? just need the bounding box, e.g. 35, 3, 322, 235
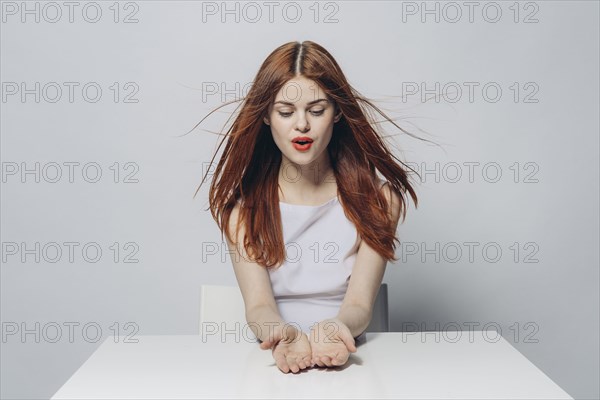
197, 41, 420, 374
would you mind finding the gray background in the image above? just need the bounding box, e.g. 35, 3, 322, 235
1, 1, 598, 399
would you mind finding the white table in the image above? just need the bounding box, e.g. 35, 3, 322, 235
51, 332, 573, 399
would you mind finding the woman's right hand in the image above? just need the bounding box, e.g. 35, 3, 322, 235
259, 326, 313, 373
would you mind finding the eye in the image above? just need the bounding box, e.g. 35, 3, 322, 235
277, 109, 325, 118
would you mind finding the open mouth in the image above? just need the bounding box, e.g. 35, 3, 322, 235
292, 137, 314, 151
292, 136, 314, 145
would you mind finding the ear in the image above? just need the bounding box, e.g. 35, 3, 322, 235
263, 116, 270, 126
334, 111, 342, 123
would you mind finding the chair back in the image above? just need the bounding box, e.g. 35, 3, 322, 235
199, 284, 251, 339
365, 283, 389, 332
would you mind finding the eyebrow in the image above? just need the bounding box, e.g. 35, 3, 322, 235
273, 98, 329, 106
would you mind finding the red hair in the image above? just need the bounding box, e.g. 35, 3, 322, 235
194, 40, 424, 268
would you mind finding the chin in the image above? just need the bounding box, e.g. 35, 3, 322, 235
283, 154, 313, 166
288, 158, 313, 166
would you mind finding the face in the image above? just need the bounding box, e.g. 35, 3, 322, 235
264, 76, 341, 169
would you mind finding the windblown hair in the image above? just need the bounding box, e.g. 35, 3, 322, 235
194, 40, 424, 269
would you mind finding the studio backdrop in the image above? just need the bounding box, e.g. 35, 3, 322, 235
1, 1, 598, 399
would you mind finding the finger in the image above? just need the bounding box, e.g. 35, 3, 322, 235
313, 356, 324, 367
302, 355, 313, 368
321, 355, 332, 367
276, 360, 290, 373
273, 351, 290, 373
287, 356, 300, 373
330, 351, 341, 365
340, 332, 357, 353
297, 356, 308, 369
261, 328, 287, 350
332, 351, 348, 366
260, 335, 279, 350
260, 340, 273, 350
341, 351, 350, 364
273, 353, 287, 372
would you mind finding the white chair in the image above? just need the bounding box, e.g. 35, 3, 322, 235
199, 284, 256, 340
199, 283, 390, 338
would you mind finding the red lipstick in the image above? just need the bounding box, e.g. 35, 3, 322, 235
292, 136, 313, 151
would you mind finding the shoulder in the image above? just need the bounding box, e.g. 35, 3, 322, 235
378, 179, 402, 227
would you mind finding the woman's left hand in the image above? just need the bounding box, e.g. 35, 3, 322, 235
308, 318, 357, 367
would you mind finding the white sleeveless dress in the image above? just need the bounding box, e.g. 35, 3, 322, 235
268, 179, 386, 342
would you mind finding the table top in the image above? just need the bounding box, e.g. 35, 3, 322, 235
52, 332, 573, 399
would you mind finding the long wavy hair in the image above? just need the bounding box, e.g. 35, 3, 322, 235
193, 40, 427, 269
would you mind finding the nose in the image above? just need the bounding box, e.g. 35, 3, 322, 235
295, 114, 310, 133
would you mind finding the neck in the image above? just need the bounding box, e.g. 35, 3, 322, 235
278, 153, 335, 194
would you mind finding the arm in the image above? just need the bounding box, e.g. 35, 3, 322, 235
226, 203, 313, 374
224, 203, 298, 344
336, 182, 403, 338
246, 304, 299, 344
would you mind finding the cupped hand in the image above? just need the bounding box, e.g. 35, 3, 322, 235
308, 318, 357, 368
259, 326, 313, 373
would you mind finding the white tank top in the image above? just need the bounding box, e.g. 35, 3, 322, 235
268, 179, 386, 340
